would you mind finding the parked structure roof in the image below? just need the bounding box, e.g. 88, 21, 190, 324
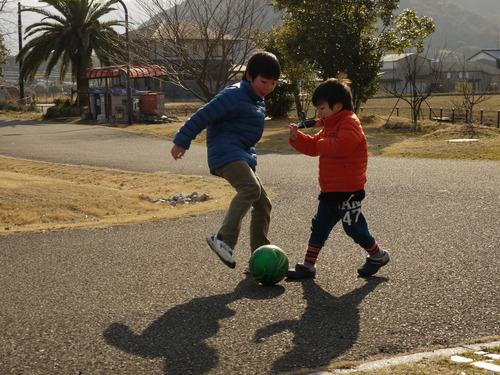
382, 53, 416, 63
467, 49, 500, 62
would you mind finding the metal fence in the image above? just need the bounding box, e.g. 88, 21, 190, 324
359, 106, 500, 127
33, 91, 73, 104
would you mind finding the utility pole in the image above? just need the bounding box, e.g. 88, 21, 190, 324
95, 0, 133, 125
18, 2, 25, 104
117, 0, 132, 126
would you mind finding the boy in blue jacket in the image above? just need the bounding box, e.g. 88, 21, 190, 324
170, 51, 281, 270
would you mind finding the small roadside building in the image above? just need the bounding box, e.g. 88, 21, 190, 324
378, 53, 433, 94
378, 51, 500, 94
440, 60, 500, 92
82, 64, 168, 122
129, 21, 239, 102
467, 49, 500, 69
0, 83, 21, 103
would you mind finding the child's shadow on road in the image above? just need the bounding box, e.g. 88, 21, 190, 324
103, 277, 284, 375
255, 277, 388, 373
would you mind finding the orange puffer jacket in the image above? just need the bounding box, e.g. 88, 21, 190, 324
290, 109, 367, 192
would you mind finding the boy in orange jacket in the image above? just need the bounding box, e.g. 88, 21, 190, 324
287, 77, 389, 278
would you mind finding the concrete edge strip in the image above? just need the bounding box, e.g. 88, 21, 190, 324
310, 340, 500, 375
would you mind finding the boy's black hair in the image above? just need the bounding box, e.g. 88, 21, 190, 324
243, 51, 281, 81
312, 77, 354, 111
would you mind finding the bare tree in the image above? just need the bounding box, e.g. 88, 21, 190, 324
450, 65, 492, 124
383, 48, 449, 131
0, 0, 15, 48
0, 0, 7, 13
130, 0, 278, 102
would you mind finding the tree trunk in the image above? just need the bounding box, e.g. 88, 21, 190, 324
76, 76, 90, 108
292, 82, 303, 119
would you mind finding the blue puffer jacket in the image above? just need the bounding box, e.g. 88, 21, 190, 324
173, 80, 266, 175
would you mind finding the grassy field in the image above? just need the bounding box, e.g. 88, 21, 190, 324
163, 94, 500, 125
1, 97, 499, 235
360, 94, 500, 126
126, 113, 500, 160
0, 155, 235, 234
363, 93, 500, 111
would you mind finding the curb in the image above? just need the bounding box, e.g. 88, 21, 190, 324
310, 340, 500, 374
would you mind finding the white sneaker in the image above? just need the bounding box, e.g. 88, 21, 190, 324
206, 235, 236, 268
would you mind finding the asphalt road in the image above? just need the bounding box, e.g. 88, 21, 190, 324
1, 120, 499, 375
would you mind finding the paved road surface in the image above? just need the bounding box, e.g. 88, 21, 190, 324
1, 120, 499, 374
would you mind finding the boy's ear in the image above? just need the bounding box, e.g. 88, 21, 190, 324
333, 102, 343, 111
245, 71, 253, 82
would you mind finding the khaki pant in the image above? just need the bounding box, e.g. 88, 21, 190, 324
215, 160, 271, 254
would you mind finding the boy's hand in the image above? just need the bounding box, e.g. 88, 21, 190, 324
171, 144, 186, 160
289, 123, 298, 142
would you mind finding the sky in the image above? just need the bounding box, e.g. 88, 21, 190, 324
1, 0, 147, 55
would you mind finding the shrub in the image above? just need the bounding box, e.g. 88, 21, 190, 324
53, 98, 74, 107
265, 82, 294, 118
0, 99, 24, 111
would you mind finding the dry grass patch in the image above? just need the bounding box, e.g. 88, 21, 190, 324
257, 115, 500, 160
377, 120, 500, 160
9, 102, 497, 160
123, 119, 190, 141
0, 110, 43, 121
0, 156, 234, 235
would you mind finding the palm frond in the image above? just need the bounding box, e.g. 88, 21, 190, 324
18, 0, 127, 96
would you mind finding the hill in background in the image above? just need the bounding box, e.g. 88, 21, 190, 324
399, 0, 500, 56
448, 0, 500, 19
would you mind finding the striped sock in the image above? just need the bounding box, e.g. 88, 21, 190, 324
304, 243, 322, 267
365, 241, 384, 258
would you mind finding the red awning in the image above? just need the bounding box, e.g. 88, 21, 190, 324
83, 64, 168, 79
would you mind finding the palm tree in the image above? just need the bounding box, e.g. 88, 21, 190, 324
17, 0, 127, 107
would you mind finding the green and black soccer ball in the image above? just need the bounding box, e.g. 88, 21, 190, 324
249, 245, 289, 286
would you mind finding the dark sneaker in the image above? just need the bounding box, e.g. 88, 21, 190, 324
357, 251, 390, 276
286, 263, 316, 279
206, 235, 236, 268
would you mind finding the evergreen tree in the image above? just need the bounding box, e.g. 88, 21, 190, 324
267, 0, 435, 111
